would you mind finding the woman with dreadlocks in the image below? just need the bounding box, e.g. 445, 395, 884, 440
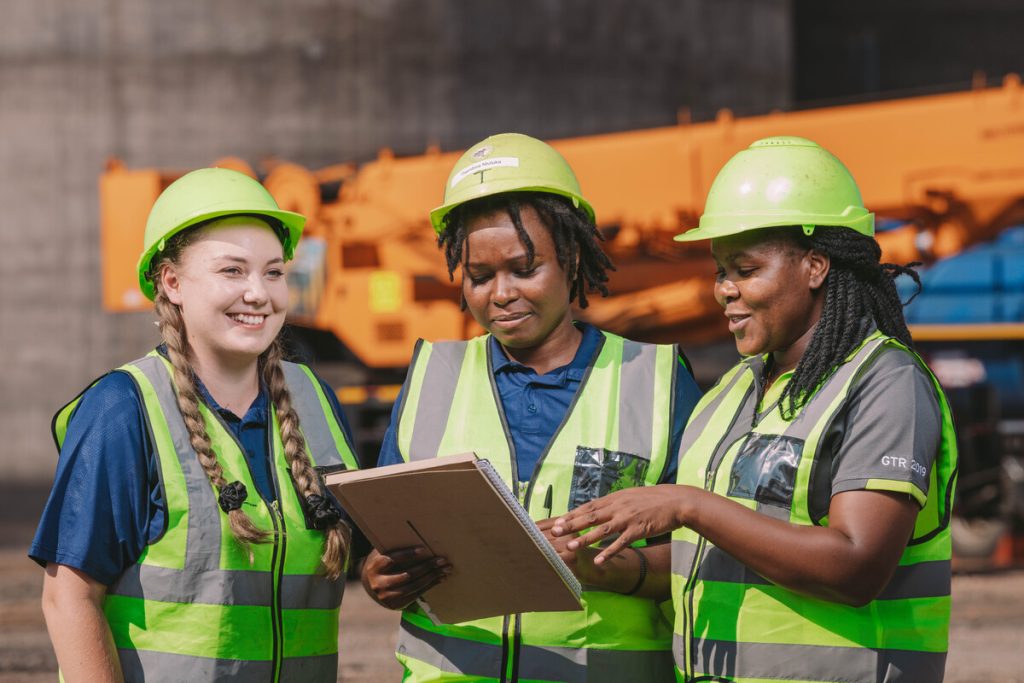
31, 168, 360, 682
551, 137, 957, 682
361, 133, 702, 681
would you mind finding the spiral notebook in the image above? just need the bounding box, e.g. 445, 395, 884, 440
325, 453, 582, 624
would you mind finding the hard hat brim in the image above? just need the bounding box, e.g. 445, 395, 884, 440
137, 207, 305, 300
675, 212, 874, 242
429, 186, 596, 234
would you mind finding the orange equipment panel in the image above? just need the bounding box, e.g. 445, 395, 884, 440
100, 76, 1024, 368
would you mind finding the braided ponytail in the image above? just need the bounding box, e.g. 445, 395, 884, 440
774, 226, 922, 419
262, 340, 351, 580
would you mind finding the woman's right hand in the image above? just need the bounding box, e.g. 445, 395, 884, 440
360, 547, 451, 610
550, 484, 692, 565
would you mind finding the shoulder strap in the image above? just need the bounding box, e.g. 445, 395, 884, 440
402, 338, 474, 461
51, 372, 112, 452
280, 361, 358, 471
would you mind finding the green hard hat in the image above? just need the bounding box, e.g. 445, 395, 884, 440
137, 167, 305, 300
675, 136, 874, 242
429, 132, 595, 234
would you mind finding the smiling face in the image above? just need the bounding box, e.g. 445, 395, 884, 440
461, 205, 576, 354
711, 228, 829, 370
159, 218, 288, 370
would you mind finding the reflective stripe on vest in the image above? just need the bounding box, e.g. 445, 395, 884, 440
281, 361, 359, 472
670, 333, 957, 683
116, 649, 339, 683
395, 332, 679, 682
53, 352, 357, 683
398, 616, 675, 683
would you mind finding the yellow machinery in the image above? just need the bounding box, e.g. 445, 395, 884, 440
101, 75, 1024, 373
101, 77, 1024, 564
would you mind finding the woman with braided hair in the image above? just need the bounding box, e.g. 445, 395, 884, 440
362, 133, 702, 681
31, 169, 361, 682
552, 137, 958, 682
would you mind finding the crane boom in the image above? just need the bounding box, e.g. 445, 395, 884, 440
101, 75, 1024, 368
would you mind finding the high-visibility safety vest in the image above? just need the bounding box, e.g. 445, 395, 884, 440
670, 332, 957, 683
394, 331, 682, 682
52, 352, 360, 683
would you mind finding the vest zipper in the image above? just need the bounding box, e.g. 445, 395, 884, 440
499, 334, 604, 682
510, 615, 523, 681
268, 498, 285, 683
683, 381, 756, 681
499, 615, 513, 683
682, 472, 713, 680
487, 345, 520, 683
265, 420, 287, 683
207, 408, 287, 683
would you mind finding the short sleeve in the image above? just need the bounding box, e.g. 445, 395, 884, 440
659, 356, 703, 484
828, 347, 942, 508
29, 372, 164, 585
376, 382, 408, 469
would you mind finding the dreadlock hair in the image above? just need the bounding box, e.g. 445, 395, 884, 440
437, 191, 615, 308
768, 225, 922, 420
150, 220, 349, 579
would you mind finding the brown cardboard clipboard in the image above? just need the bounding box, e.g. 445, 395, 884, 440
325, 453, 582, 624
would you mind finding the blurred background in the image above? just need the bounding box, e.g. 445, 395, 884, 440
3, 1, 1024, 681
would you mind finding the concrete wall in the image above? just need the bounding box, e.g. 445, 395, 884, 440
0, 0, 791, 481
794, 0, 1024, 103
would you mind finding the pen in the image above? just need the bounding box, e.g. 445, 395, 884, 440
543, 485, 553, 519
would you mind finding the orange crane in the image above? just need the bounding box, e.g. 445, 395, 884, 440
101, 75, 1024, 373
101, 77, 1024, 566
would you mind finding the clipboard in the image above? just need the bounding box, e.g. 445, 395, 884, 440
325, 453, 582, 624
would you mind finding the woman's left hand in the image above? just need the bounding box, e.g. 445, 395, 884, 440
550, 484, 692, 565
539, 516, 671, 598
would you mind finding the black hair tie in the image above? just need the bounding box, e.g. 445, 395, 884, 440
306, 494, 342, 530
218, 481, 248, 513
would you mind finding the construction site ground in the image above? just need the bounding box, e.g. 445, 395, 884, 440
2, 484, 1022, 682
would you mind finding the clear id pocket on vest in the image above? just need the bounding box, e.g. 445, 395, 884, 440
727, 434, 803, 509
568, 447, 649, 510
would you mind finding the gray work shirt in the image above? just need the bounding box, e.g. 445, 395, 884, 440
808, 345, 942, 522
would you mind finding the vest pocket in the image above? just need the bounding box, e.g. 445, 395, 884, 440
568, 447, 650, 510
727, 434, 803, 508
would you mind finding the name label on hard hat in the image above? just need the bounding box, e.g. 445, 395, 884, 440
451, 157, 520, 188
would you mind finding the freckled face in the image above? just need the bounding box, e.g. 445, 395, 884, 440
461, 206, 575, 350
161, 221, 288, 366
711, 230, 828, 360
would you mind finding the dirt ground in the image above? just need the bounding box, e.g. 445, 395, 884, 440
3, 483, 1023, 682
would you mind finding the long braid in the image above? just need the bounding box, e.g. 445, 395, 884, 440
438, 191, 614, 308
152, 289, 269, 546
776, 226, 922, 419
262, 340, 350, 580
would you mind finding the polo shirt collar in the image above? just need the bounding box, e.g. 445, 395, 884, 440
155, 344, 269, 425
196, 376, 269, 425
488, 321, 602, 382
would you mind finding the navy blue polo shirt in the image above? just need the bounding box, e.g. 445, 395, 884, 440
29, 360, 358, 586
377, 323, 702, 484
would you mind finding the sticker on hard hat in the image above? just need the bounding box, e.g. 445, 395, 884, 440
450, 157, 520, 188
471, 145, 492, 160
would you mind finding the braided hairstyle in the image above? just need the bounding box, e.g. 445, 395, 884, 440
770, 226, 922, 419
260, 340, 350, 579
437, 191, 615, 308
151, 221, 349, 579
